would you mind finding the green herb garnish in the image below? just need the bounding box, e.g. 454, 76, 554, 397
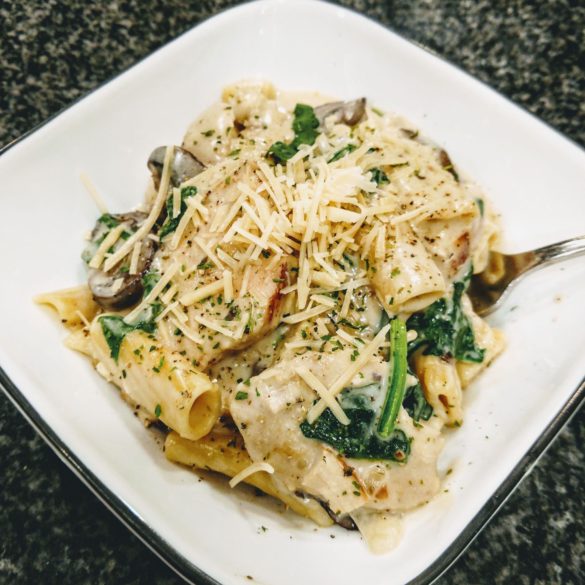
142, 270, 160, 295
98, 275, 163, 362
98, 214, 120, 228
159, 186, 197, 239
328, 143, 356, 163
339, 318, 366, 331
197, 261, 214, 270
235, 391, 249, 400
370, 167, 389, 185
268, 104, 320, 163
99, 316, 135, 363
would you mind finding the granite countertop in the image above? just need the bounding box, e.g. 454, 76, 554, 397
1, 1, 583, 584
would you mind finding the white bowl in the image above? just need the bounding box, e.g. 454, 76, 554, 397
1, 1, 584, 584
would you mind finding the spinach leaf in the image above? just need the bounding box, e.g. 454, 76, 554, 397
159, 186, 197, 239
402, 377, 433, 422
267, 141, 298, 163
268, 104, 320, 163
407, 268, 484, 363
300, 406, 410, 462
98, 213, 120, 228
291, 103, 320, 146
377, 319, 408, 437
370, 167, 389, 185
99, 271, 163, 362
99, 316, 135, 363
141, 270, 160, 295
328, 143, 357, 163
99, 304, 161, 363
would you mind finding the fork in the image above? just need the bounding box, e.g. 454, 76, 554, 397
467, 235, 585, 316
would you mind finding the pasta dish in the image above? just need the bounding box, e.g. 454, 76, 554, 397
37, 82, 504, 552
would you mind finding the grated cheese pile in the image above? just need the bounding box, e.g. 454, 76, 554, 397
94, 82, 484, 419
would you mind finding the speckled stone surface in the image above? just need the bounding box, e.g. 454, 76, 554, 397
1, 1, 584, 584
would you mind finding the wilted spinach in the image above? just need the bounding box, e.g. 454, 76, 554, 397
407, 267, 484, 363
159, 186, 197, 239
268, 104, 320, 163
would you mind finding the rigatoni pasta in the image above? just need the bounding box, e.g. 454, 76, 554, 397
37, 81, 504, 552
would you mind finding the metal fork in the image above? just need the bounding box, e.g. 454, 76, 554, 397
467, 235, 585, 316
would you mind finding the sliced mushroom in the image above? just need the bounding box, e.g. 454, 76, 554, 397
314, 98, 367, 129
85, 212, 158, 310
147, 145, 205, 191
438, 148, 459, 182
401, 128, 420, 140
320, 501, 358, 530
294, 492, 358, 530
88, 269, 143, 310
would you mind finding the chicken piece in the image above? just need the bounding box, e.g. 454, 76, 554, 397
183, 81, 289, 165
209, 324, 290, 412
229, 349, 444, 519
148, 161, 292, 369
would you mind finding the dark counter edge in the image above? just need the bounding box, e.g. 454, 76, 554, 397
1, 1, 585, 584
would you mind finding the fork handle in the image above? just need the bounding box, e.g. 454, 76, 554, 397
532, 235, 585, 268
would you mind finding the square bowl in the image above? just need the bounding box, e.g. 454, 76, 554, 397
1, 1, 584, 584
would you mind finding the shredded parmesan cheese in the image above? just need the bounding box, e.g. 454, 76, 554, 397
104, 145, 174, 271
88, 224, 127, 269
194, 237, 225, 270
310, 294, 337, 308
308, 323, 391, 421
128, 241, 142, 275
169, 205, 196, 250
180, 279, 224, 306
296, 366, 350, 425
172, 187, 181, 219
80, 172, 108, 214
239, 265, 252, 298
171, 317, 204, 344
111, 277, 125, 294
326, 207, 363, 223
192, 314, 235, 338
124, 262, 180, 323
228, 461, 275, 489
282, 304, 330, 324
340, 285, 353, 317
223, 270, 234, 303
336, 328, 360, 347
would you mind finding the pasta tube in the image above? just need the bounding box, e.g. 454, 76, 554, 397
413, 353, 463, 426
90, 318, 220, 441
165, 430, 333, 527
456, 296, 506, 387
35, 284, 99, 328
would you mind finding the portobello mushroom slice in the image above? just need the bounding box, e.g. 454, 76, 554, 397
314, 98, 367, 129
438, 148, 459, 182
147, 145, 205, 191
83, 212, 157, 310
293, 492, 358, 530
319, 500, 358, 530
